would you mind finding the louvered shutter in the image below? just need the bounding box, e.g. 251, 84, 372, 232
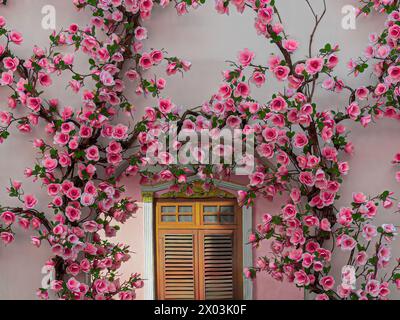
200, 231, 235, 300
158, 231, 197, 300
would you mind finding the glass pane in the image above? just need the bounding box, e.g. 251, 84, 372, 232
204, 215, 218, 223
178, 206, 192, 213
221, 215, 235, 224
161, 215, 176, 222
179, 215, 193, 222
203, 206, 218, 213
161, 206, 176, 213
220, 206, 234, 214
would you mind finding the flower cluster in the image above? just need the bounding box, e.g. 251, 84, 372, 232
1, 0, 400, 300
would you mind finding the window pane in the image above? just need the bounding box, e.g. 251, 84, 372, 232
203, 206, 218, 213
220, 206, 234, 214
178, 206, 192, 213
179, 215, 193, 222
162, 215, 176, 222
220, 215, 235, 224
204, 215, 218, 224
161, 206, 176, 213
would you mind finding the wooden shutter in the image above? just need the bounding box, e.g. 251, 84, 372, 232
200, 230, 236, 300
156, 200, 242, 300
157, 231, 198, 300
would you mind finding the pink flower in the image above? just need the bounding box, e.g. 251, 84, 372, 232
66, 206, 81, 222
226, 115, 242, 128
315, 294, 329, 300
395, 172, 400, 183
355, 251, 368, 266
0, 16, 6, 28
293, 133, 308, 148
112, 124, 128, 140
67, 187, 81, 201
270, 96, 287, 112
353, 192, 367, 204
0, 232, 14, 245
234, 82, 250, 98
305, 57, 324, 74
1, 211, 15, 225
320, 276, 335, 291
282, 204, 297, 220
31, 236, 41, 248
257, 143, 274, 159
24, 194, 38, 209
339, 235, 357, 251
158, 98, 175, 114
320, 218, 331, 232
346, 102, 360, 120
42, 157, 58, 172
0, 71, 13, 85
273, 65, 290, 81
365, 280, 380, 297
378, 245, 391, 262
238, 48, 255, 66
294, 270, 310, 287
94, 279, 109, 294
134, 26, 148, 40
139, 53, 153, 69
388, 65, 400, 82
67, 277, 81, 292
362, 224, 377, 241
251, 72, 266, 87
249, 172, 265, 186
100, 70, 115, 86
86, 146, 100, 162
299, 171, 315, 187
283, 39, 299, 53
9, 31, 23, 45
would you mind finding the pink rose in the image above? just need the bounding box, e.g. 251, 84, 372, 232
139, 53, 153, 69
9, 31, 23, 45
365, 279, 380, 297
320, 276, 335, 291
270, 96, 287, 112
66, 206, 81, 222
31, 236, 41, 248
294, 270, 310, 287
282, 204, 297, 220
1, 211, 16, 225
320, 218, 331, 231
249, 172, 265, 186
0, 232, 14, 245
85, 146, 100, 162
305, 57, 324, 74
238, 48, 255, 66
283, 39, 299, 53
24, 194, 38, 209
293, 133, 309, 148
339, 235, 357, 251
353, 192, 367, 204
273, 65, 290, 81
234, 82, 250, 98
67, 277, 80, 292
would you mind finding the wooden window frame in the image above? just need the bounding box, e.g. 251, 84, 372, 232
155, 199, 243, 300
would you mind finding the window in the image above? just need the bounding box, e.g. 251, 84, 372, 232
155, 200, 243, 300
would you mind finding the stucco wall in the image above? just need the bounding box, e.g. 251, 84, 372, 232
0, 0, 399, 300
